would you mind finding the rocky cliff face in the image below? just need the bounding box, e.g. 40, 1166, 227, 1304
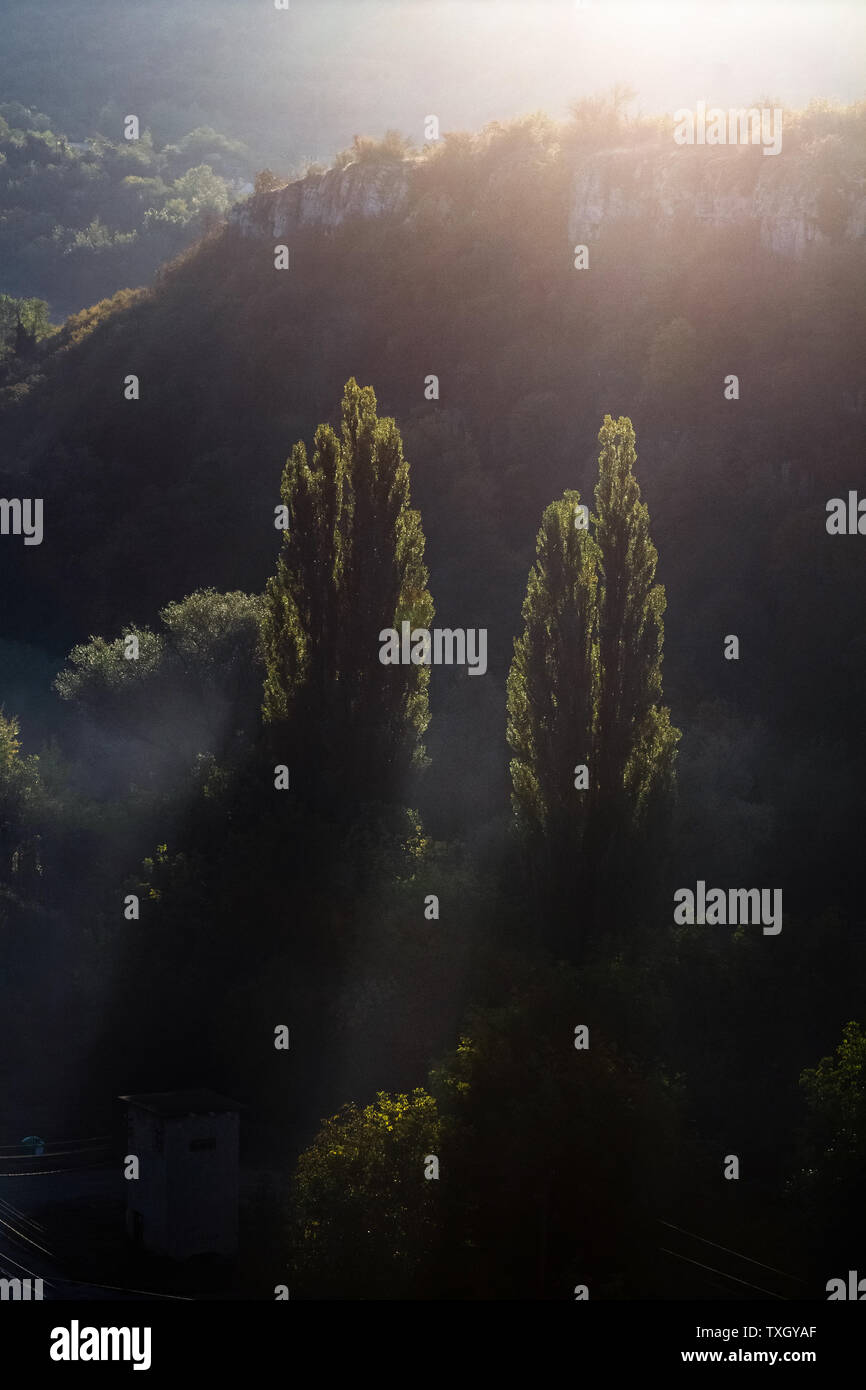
567, 144, 866, 258
231, 158, 413, 238
231, 142, 865, 260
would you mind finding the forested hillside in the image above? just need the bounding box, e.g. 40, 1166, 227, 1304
0, 101, 252, 316
1, 95, 865, 1299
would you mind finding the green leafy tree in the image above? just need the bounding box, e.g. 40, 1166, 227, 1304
341, 130, 416, 165
54, 589, 263, 790
288, 960, 680, 1298
165, 127, 249, 179
565, 84, 638, 152
0, 296, 51, 361
790, 1021, 866, 1265
172, 163, 230, 217
291, 1089, 444, 1298
0, 711, 40, 888
262, 378, 433, 810
253, 168, 281, 195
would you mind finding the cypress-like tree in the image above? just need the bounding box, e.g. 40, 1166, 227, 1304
262, 379, 433, 810
507, 416, 678, 944
506, 490, 599, 883
593, 415, 678, 829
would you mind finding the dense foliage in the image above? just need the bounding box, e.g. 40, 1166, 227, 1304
0, 101, 251, 316
0, 96, 864, 1297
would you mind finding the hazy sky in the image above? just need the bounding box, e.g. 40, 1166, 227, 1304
1, 0, 863, 166
313, 0, 865, 122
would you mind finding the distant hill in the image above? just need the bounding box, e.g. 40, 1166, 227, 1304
0, 106, 864, 756
0, 102, 253, 317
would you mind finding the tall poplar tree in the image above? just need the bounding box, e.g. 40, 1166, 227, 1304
506, 490, 599, 873
262, 379, 433, 810
507, 416, 678, 942
593, 415, 678, 827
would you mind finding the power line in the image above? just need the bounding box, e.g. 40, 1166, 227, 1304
0, 1211, 57, 1260
659, 1246, 786, 1300
1, 1145, 112, 1160
48, 1276, 194, 1301
658, 1219, 807, 1285
0, 1134, 111, 1152
0, 1248, 57, 1291
0, 1195, 47, 1233
0, 1162, 109, 1177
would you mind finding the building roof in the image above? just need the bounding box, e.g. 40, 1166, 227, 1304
119, 1089, 241, 1119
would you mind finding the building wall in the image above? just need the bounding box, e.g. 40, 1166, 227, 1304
165, 1112, 239, 1259
125, 1106, 168, 1253
126, 1107, 239, 1259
